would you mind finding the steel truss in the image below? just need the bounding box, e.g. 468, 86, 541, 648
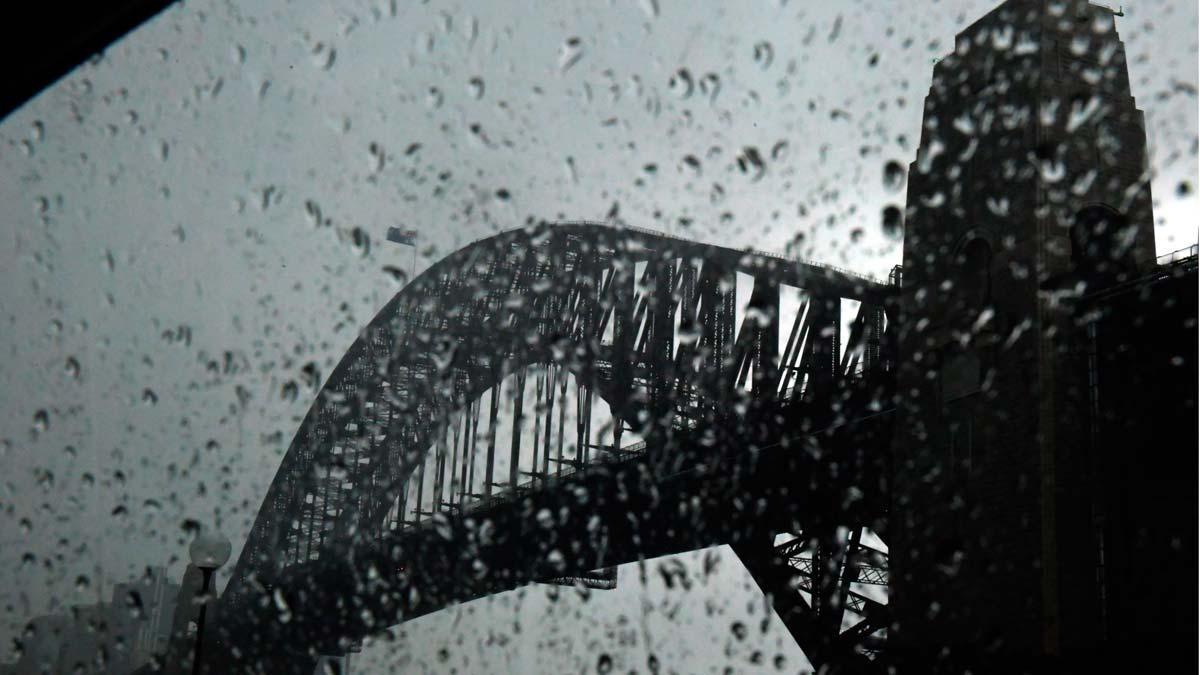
218, 222, 897, 672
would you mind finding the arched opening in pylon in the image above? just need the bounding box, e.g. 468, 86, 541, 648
1070, 204, 1137, 287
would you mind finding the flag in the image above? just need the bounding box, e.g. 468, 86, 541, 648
386, 227, 418, 246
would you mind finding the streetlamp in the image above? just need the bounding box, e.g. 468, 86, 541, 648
187, 533, 231, 675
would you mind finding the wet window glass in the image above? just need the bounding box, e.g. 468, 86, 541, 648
1, 1, 1195, 673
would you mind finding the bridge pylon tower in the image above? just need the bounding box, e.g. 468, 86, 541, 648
890, 0, 1190, 670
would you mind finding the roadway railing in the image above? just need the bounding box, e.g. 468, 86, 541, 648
1157, 243, 1199, 266
1077, 243, 1197, 304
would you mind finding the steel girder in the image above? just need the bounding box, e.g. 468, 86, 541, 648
217, 221, 896, 669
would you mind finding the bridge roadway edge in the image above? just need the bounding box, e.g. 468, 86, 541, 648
212, 393, 896, 673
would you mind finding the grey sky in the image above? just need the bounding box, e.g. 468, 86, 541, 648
1, 0, 1195, 672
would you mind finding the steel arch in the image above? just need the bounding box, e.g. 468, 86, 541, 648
219, 222, 896, 671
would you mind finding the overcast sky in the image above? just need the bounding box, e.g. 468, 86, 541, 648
1, 0, 1195, 672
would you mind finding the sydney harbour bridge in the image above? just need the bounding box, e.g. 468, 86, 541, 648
175, 1, 1194, 673
217, 223, 900, 671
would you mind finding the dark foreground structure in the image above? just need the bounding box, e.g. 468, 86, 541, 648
888, 1, 1198, 671
86, 0, 1186, 673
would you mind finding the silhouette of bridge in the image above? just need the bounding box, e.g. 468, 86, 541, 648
206, 2, 1197, 673
216, 223, 900, 672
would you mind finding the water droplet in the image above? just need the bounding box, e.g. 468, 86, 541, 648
347, 227, 371, 257
1035, 157, 1065, 183
953, 112, 976, 135
468, 122, 491, 146
64, 357, 80, 380
125, 590, 145, 619
991, 25, 1013, 50
698, 73, 720, 103
273, 589, 293, 622
637, 0, 659, 19
883, 160, 907, 192
881, 205, 903, 240
1070, 34, 1090, 56
426, 87, 444, 108
668, 68, 693, 99
304, 200, 327, 228
312, 42, 336, 70
467, 76, 484, 100
382, 266, 409, 286
972, 308, 995, 334
735, 147, 765, 181
75, 575, 91, 592
559, 37, 584, 73
301, 362, 321, 390
752, 41, 774, 69
368, 142, 385, 172
1178, 181, 1193, 197
1066, 95, 1100, 133
32, 410, 49, 434
916, 138, 944, 174
142, 389, 158, 406
432, 512, 454, 540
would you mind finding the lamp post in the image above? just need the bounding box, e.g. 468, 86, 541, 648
187, 533, 231, 675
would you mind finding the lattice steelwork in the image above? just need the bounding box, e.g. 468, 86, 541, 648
219, 222, 897, 671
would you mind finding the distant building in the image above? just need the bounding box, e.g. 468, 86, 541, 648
1, 568, 178, 675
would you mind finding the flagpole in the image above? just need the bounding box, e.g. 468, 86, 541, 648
386, 226, 418, 286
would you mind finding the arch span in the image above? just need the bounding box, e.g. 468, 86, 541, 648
217, 222, 897, 672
